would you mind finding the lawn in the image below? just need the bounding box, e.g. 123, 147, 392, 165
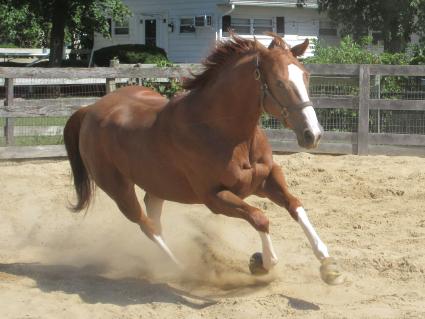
0, 116, 68, 147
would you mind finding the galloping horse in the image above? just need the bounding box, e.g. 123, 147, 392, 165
64, 33, 342, 284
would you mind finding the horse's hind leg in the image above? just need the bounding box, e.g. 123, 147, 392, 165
144, 193, 164, 235
105, 180, 156, 239
143, 193, 182, 267
257, 162, 344, 285
97, 174, 182, 268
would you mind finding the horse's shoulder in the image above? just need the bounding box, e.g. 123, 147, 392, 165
251, 127, 273, 163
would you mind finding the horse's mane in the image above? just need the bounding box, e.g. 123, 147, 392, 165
183, 35, 263, 91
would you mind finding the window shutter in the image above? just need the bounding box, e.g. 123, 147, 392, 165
222, 15, 231, 32
276, 16, 285, 35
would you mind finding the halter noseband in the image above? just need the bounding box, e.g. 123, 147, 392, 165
254, 55, 313, 121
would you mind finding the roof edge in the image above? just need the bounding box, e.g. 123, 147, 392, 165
227, 1, 318, 8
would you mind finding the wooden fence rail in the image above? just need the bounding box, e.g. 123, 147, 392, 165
1, 63, 425, 159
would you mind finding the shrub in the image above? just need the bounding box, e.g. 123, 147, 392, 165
409, 44, 425, 65
305, 36, 413, 65
93, 44, 169, 66
0, 43, 18, 48
141, 79, 183, 98
305, 36, 380, 65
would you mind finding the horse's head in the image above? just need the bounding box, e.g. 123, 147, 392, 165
257, 34, 323, 149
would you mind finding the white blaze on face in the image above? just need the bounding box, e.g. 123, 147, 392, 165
287, 64, 322, 136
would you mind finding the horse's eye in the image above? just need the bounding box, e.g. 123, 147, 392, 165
277, 80, 285, 88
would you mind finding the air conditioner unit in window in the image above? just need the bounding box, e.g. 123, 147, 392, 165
195, 15, 212, 27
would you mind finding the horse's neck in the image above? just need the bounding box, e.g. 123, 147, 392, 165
190, 60, 262, 143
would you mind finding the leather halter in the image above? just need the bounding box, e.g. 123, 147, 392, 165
254, 55, 313, 121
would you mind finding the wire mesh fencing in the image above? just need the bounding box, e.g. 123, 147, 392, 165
369, 75, 425, 134
264, 74, 425, 135
0, 75, 181, 147
0, 117, 66, 147
262, 75, 360, 132
0, 77, 107, 147
1, 65, 425, 154
310, 75, 359, 97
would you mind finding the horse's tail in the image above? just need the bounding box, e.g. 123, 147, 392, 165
63, 107, 93, 212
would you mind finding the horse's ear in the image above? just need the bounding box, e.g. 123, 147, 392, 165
291, 38, 309, 57
265, 32, 288, 50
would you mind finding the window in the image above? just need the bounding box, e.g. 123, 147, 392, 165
221, 16, 273, 35
114, 20, 129, 35
253, 19, 273, 35
206, 15, 212, 27
195, 16, 205, 27
180, 17, 195, 33
276, 16, 285, 35
222, 15, 231, 32
232, 18, 251, 34
195, 15, 212, 27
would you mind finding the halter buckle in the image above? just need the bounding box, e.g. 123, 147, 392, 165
281, 107, 290, 118
254, 68, 261, 81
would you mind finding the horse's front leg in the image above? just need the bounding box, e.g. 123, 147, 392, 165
257, 163, 344, 285
204, 190, 278, 272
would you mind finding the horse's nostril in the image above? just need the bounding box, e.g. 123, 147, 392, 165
303, 129, 315, 145
317, 130, 323, 141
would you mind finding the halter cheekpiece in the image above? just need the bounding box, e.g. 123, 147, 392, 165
254, 55, 313, 121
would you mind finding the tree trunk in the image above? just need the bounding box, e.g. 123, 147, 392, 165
49, 0, 68, 67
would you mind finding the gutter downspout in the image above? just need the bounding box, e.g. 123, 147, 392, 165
224, 4, 235, 15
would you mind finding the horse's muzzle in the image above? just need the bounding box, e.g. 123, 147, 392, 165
300, 126, 323, 149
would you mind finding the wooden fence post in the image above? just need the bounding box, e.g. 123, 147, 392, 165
357, 65, 370, 155
106, 78, 116, 94
4, 78, 15, 145
106, 59, 118, 94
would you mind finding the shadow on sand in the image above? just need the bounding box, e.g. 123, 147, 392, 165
283, 294, 320, 311
0, 262, 320, 311
0, 262, 216, 309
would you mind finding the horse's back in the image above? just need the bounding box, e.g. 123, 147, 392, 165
89, 86, 168, 129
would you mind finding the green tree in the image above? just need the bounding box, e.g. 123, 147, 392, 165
317, 0, 425, 52
0, 0, 131, 66
0, 4, 48, 47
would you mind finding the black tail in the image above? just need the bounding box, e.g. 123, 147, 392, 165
63, 108, 93, 212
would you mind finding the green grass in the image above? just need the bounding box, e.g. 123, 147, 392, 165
14, 135, 64, 146
1, 116, 68, 147
0, 117, 68, 126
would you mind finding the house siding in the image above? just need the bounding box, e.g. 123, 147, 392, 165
94, 0, 222, 63
224, 6, 326, 55
93, 0, 338, 63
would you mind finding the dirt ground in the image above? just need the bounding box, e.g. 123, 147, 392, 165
0, 153, 424, 319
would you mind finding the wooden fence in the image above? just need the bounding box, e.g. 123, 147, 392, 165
1, 63, 425, 159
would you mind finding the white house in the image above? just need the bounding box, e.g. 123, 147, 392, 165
94, 0, 339, 63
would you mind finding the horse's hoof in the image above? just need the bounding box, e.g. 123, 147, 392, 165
320, 257, 345, 285
249, 252, 269, 275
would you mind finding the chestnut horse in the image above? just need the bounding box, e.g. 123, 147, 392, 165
64, 34, 342, 284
